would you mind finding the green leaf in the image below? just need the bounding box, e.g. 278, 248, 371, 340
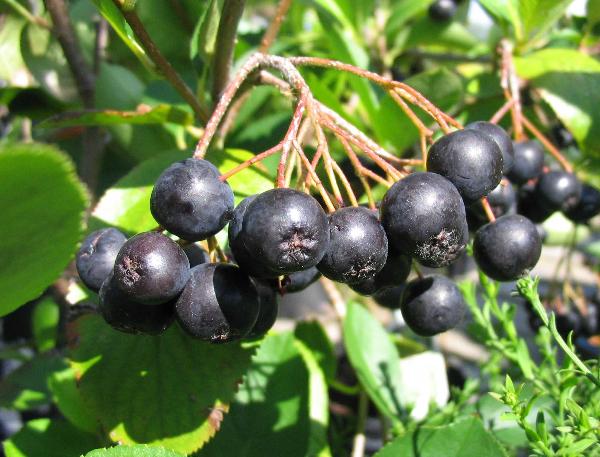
37, 105, 194, 130
68, 314, 255, 455
343, 302, 406, 424
515, 49, 600, 156
3, 419, 99, 457
198, 332, 328, 457
32, 297, 60, 352
0, 142, 88, 316
518, 0, 572, 46
294, 321, 336, 381
0, 354, 66, 410
190, 0, 221, 63
374, 417, 508, 457
386, 0, 435, 36
0, 16, 29, 86
85, 445, 185, 457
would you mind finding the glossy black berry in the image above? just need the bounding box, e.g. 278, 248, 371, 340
564, 184, 600, 223
535, 171, 582, 213
427, 129, 503, 204
283, 267, 322, 293
428, 0, 457, 21
507, 141, 544, 185
247, 279, 279, 339
380, 172, 468, 268
400, 275, 465, 336
468, 180, 516, 225
76, 228, 127, 291
175, 263, 259, 343
517, 183, 554, 223
150, 158, 234, 241
113, 231, 190, 305
317, 207, 388, 284
374, 285, 405, 310
349, 248, 411, 296
473, 214, 542, 281
234, 188, 330, 275
465, 121, 514, 174
183, 243, 210, 267
551, 125, 575, 149
99, 272, 175, 335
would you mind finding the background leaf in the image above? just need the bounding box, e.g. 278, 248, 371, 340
85, 445, 185, 457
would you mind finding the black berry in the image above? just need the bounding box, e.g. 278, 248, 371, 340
507, 141, 544, 185
183, 243, 210, 267
76, 228, 127, 292
349, 248, 411, 295
465, 121, 514, 174
247, 279, 279, 339
427, 129, 503, 204
564, 184, 600, 223
113, 231, 190, 305
467, 180, 516, 226
317, 206, 388, 284
400, 275, 465, 336
556, 309, 582, 339
233, 188, 330, 276
428, 0, 457, 21
380, 172, 468, 267
535, 171, 582, 213
150, 158, 234, 241
373, 285, 405, 310
175, 263, 259, 343
473, 214, 542, 281
283, 267, 322, 293
517, 183, 555, 223
99, 272, 175, 335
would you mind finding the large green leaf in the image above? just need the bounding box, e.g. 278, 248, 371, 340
294, 321, 336, 381
343, 303, 407, 425
374, 417, 508, 457
0, 143, 88, 316
32, 297, 60, 352
68, 314, 255, 455
515, 49, 600, 156
3, 418, 99, 457
91, 149, 273, 235
85, 445, 184, 457
198, 332, 329, 457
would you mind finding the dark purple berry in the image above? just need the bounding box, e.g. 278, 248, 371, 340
535, 171, 582, 213
427, 129, 503, 204
400, 275, 465, 336
517, 183, 555, 223
468, 180, 516, 224
317, 206, 388, 284
113, 231, 190, 305
374, 285, 405, 310
247, 279, 279, 339
76, 228, 127, 291
428, 0, 457, 21
282, 267, 322, 293
564, 184, 600, 223
550, 125, 575, 149
465, 121, 514, 174
507, 141, 544, 185
183, 243, 210, 267
234, 188, 329, 276
99, 272, 175, 335
473, 214, 542, 281
556, 309, 582, 339
581, 302, 599, 337
175, 263, 259, 343
380, 172, 468, 268
349, 248, 411, 295
150, 158, 234, 241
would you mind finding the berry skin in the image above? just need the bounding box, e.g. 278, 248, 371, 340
373, 285, 405, 310
234, 188, 330, 276
380, 172, 468, 268
428, 0, 457, 21
113, 231, 190, 305
427, 129, 503, 204
473, 214, 542, 281
317, 207, 388, 284
76, 228, 127, 292
150, 158, 234, 241
175, 263, 259, 343
400, 275, 465, 336
247, 279, 279, 339
555, 309, 582, 339
99, 272, 175, 335
507, 141, 544, 185
564, 184, 600, 223
467, 180, 516, 227
465, 121, 514, 174
349, 248, 411, 295
282, 267, 322, 293
535, 171, 582, 213
517, 183, 555, 223
183, 243, 210, 267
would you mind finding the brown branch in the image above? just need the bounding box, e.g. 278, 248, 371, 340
499, 40, 524, 140
481, 197, 496, 223
93, 17, 109, 75
114, 1, 209, 123
259, 0, 294, 53
212, 0, 246, 103
489, 99, 515, 125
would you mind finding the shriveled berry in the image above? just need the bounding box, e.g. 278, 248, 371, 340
114, 231, 190, 305
283, 267, 322, 293
564, 184, 600, 223
473, 214, 542, 281
150, 158, 234, 241
76, 228, 127, 291
536, 171, 582, 213
183, 243, 210, 267
507, 141, 544, 185
349, 248, 411, 295
380, 172, 468, 267
427, 129, 503, 204
428, 0, 457, 21
465, 121, 514, 174
99, 272, 175, 335
317, 207, 388, 284
247, 279, 279, 339
175, 263, 259, 343
235, 188, 329, 275
400, 275, 465, 336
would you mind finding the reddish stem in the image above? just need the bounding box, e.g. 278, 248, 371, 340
481, 197, 496, 223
